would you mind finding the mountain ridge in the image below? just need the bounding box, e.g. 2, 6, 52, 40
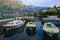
0, 0, 27, 9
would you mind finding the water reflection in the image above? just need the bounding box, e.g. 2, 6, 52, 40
26, 27, 36, 37
0, 21, 60, 40
0, 25, 4, 35
4, 26, 25, 38
43, 31, 58, 40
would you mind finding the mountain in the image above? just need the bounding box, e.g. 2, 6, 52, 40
10, 6, 49, 13
2, 0, 27, 9
26, 5, 49, 12
0, 0, 49, 13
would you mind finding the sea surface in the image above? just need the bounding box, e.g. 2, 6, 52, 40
0, 17, 60, 40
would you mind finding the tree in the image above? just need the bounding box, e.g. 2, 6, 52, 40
54, 5, 56, 8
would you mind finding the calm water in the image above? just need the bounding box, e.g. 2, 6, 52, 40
0, 18, 60, 40
43, 20, 60, 27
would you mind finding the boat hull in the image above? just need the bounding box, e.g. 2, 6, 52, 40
26, 27, 36, 37
27, 27, 36, 31
44, 31, 58, 37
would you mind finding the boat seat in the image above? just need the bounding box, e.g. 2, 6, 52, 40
47, 24, 51, 26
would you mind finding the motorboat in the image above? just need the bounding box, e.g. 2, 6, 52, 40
43, 23, 59, 37
3, 18, 26, 31
26, 22, 36, 30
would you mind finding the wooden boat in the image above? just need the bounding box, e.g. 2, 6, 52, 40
26, 22, 36, 30
43, 23, 59, 37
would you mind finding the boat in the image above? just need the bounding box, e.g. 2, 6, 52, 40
3, 18, 26, 31
43, 16, 60, 20
43, 23, 59, 37
42, 16, 60, 26
26, 22, 36, 30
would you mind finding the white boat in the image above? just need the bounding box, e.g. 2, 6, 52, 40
3, 18, 26, 31
43, 23, 59, 37
26, 22, 36, 30
43, 16, 60, 21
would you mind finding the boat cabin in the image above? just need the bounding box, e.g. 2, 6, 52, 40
47, 24, 51, 26
7, 20, 22, 25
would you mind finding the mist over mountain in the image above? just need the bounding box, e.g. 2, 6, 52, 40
27, 5, 48, 12
15, 5, 49, 13
0, 0, 27, 9
0, 0, 49, 13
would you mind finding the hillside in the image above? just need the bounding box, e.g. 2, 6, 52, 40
1, 0, 27, 9
35, 6, 60, 15
26, 5, 48, 12
0, 0, 48, 13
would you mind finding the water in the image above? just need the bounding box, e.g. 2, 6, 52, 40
43, 20, 60, 27
0, 16, 14, 20
0, 18, 60, 40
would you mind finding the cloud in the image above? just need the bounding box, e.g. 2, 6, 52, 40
16, 0, 60, 7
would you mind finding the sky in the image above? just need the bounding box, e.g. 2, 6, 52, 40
15, 0, 60, 7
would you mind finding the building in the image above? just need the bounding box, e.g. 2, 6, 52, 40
42, 10, 47, 12
58, 6, 60, 10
